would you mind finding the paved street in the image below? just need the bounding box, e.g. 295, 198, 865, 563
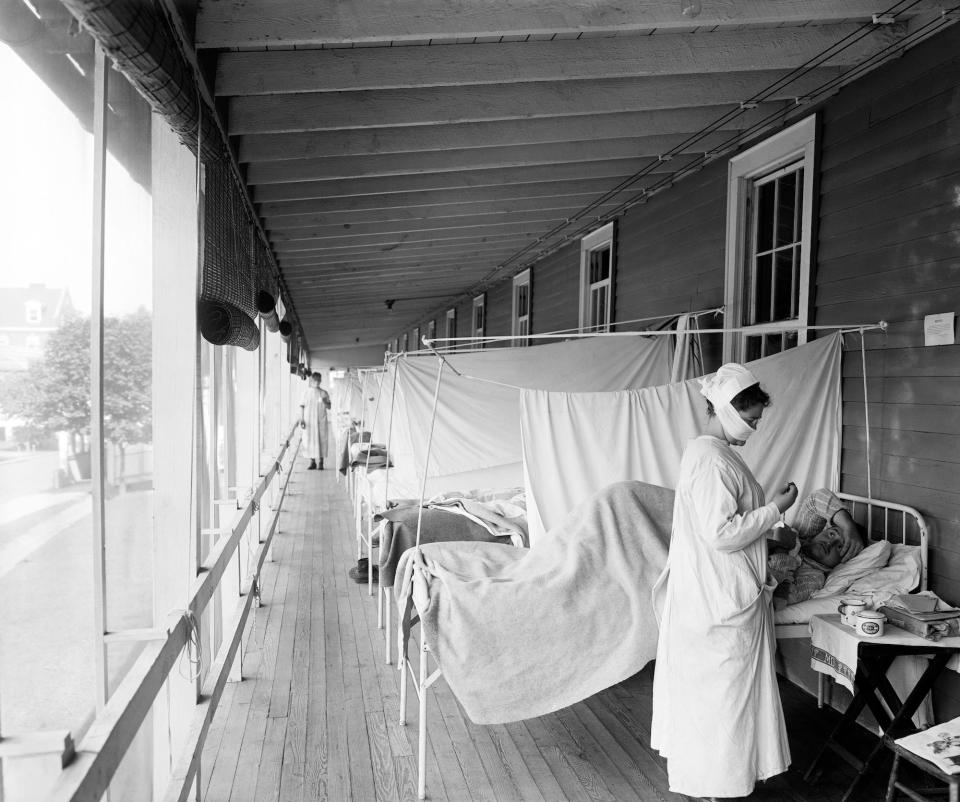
0, 450, 153, 736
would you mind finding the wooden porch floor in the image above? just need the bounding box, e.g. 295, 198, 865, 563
201, 464, 897, 802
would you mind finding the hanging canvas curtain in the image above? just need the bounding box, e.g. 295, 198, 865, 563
520, 333, 842, 540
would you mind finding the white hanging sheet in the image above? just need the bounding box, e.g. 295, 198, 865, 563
520, 333, 842, 541
390, 334, 679, 496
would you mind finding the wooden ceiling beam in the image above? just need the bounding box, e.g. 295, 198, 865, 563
196, 0, 940, 48
274, 229, 538, 253
269, 210, 601, 241
227, 69, 839, 134
263, 197, 621, 230
278, 241, 524, 259
216, 24, 900, 95
265, 204, 621, 235
253, 159, 676, 202
257, 178, 639, 216
245, 131, 734, 184
281, 255, 515, 273
237, 104, 787, 162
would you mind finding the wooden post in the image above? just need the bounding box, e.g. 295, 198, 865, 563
149, 112, 200, 797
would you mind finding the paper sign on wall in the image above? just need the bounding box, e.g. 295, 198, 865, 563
924, 312, 956, 346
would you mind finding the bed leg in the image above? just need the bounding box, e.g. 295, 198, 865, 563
399, 646, 408, 726
377, 578, 384, 629
367, 514, 374, 595
418, 638, 428, 800
818, 673, 825, 709
385, 592, 392, 664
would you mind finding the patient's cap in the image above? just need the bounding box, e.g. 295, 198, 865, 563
699, 363, 759, 406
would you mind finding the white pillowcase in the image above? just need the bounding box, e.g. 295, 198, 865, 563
848, 543, 922, 595
813, 540, 891, 598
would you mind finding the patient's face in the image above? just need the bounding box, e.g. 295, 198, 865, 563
804, 526, 844, 569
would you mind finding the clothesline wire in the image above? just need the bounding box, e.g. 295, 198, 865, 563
417, 322, 885, 394
386, 307, 722, 359
427, 321, 887, 346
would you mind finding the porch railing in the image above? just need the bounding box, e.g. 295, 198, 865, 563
40, 423, 301, 801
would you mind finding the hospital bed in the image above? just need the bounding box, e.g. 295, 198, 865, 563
394, 486, 929, 800
377, 487, 527, 663
773, 491, 929, 707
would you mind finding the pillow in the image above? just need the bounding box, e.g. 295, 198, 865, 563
812, 540, 892, 598
847, 544, 922, 595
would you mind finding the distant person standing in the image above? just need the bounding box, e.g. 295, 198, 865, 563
300, 372, 331, 470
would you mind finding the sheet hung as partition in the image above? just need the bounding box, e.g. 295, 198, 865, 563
390, 334, 678, 495
520, 333, 842, 540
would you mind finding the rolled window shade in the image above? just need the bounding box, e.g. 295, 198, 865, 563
279, 318, 293, 341
257, 290, 280, 332
200, 161, 259, 350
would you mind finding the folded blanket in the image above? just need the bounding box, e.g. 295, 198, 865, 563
395, 480, 673, 724
426, 497, 528, 547
377, 505, 507, 587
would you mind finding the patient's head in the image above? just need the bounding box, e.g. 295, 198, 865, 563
802, 526, 846, 570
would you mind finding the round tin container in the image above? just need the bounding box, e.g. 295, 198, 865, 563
855, 610, 886, 638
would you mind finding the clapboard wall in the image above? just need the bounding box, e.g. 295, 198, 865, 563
400, 21, 960, 715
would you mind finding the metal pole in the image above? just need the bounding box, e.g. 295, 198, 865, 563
90, 44, 110, 715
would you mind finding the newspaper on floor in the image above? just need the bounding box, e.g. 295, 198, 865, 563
896, 716, 960, 774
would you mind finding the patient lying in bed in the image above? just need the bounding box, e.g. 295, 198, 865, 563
768, 488, 867, 608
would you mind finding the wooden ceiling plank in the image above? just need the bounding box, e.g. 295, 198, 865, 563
274, 230, 538, 253
269, 210, 603, 241
216, 24, 903, 95
281, 252, 516, 270
227, 69, 842, 134
252, 159, 676, 202
264, 200, 622, 231
236, 104, 787, 162
245, 131, 735, 184
196, 0, 941, 48
257, 178, 642, 216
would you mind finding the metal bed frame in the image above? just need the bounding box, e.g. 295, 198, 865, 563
397, 490, 929, 800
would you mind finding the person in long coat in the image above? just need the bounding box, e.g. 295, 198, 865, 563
299, 372, 331, 469
650, 363, 798, 799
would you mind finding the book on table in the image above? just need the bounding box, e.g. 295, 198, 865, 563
879, 605, 960, 641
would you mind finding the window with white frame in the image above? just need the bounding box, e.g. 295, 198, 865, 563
412, 326, 420, 350
426, 319, 435, 341
401, 332, 408, 352
25, 301, 43, 323
512, 269, 531, 346
445, 308, 456, 341
579, 222, 615, 333
724, 115, 817, 363
472, 294, 486, 346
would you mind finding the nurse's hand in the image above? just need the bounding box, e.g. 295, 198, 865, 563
772, 481, 799, 513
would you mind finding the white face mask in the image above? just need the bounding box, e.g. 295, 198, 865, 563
716, 402, 757, 443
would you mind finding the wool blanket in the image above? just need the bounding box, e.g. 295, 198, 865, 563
395, 480, 673, 724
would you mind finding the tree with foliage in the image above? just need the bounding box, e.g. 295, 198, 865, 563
0, 310, 153, 454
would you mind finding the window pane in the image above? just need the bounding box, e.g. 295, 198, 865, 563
772, 249, 796, 321
0, 28, 97, 757
744, 335, 763, 362
104, 68, 154, 643
752, 254, 773, 324
755, 181, 775, 253
776, 170, 799, 247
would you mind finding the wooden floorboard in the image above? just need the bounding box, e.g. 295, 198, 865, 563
203, 464, 892, 802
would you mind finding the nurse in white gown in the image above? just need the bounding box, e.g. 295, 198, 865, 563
650, 363, 799, 799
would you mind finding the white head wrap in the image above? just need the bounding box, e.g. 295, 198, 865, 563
699, 363, 761, 443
